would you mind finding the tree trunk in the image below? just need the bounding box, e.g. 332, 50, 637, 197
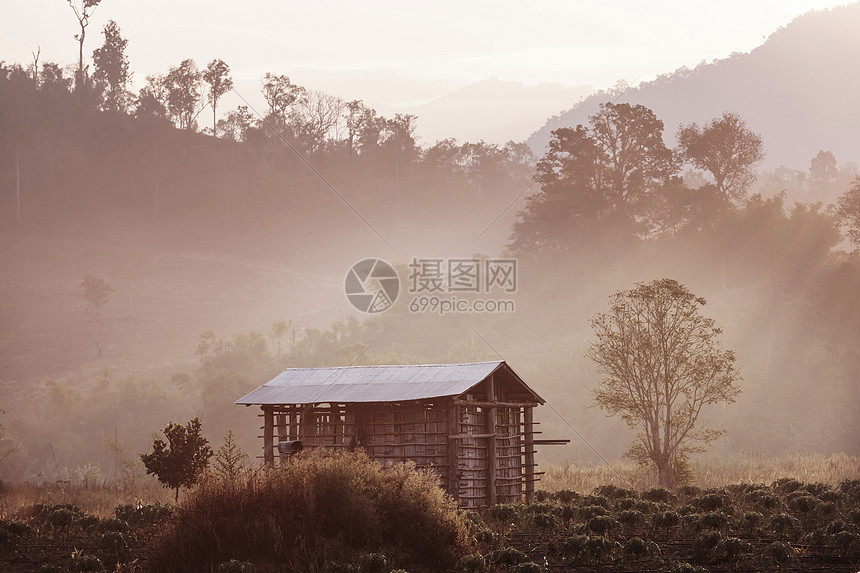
656, 457, 676, 490
174, 487, 179, 503
15, 149, 21, 221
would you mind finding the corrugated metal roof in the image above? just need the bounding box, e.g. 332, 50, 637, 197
235, 361, 542, 405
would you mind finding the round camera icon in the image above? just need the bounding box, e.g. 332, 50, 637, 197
344, 258, 399, 313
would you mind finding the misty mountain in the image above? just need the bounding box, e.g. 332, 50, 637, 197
527, 3, 860, 170
385, 78, 592, 145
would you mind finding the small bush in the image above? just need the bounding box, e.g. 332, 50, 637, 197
641, 487, 676, 504
356, 552, 389, 573
692, 530, 722, 564
456, 553, 486, 573
488, 547, 528, 567
217, 560, 256, 573
511, 563, 545, 573
764, 541, 793, 565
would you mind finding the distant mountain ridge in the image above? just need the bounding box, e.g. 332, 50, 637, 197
384, 78, 592, 145
527, 3, 860, 170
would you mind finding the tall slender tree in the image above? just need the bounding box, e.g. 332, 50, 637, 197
202, 59, 233, 137
164, 59, 202, 130
66, 0, 103, 91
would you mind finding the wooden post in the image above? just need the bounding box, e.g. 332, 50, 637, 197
276, 412, 287, 464
263, 405, 274, 467
524, 406, 535, 503
486, 375, 497, 507
332, 403, 341, 446
447, 401, 459, 499
289, 405, 298, 441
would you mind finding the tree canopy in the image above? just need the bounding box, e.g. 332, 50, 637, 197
587, 279, 741, 488
677, 112, 765, 202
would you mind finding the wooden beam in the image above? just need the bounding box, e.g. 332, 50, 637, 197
524, 406, 535, 503
486, 374, 497, 507
454, 399, 539, 408
263, 405, 274, 468
447, 401, 459, 498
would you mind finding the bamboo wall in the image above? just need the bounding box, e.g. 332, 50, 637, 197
259, 377, 540, 507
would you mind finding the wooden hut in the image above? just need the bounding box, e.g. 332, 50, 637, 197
236, 361, 547, 507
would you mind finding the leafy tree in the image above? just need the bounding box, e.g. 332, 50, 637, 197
66, 0, 103, 91
677, 112, 764, 202
213, 429, 248, 481
510, 103, 676, 255
202, 59, 233, 137
809, 150, 838, 196
80, 273, 113, 313
587, 279, 741, 489
218, 105, 255, 142
837, 177, 860, 251
260, 72, 305, 131
164, 59, 202, 130
135, 73, 169, 120
140, 417, 213, 501
92, 20, 131, 112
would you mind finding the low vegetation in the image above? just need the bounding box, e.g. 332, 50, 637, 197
1, 453, 858, 571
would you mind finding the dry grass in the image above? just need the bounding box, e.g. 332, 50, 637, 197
539, 452, 860, 493
147, 449, 472, 573
0, 479, 173, 520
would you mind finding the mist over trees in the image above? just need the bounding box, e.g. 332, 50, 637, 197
1, 4, 859, 488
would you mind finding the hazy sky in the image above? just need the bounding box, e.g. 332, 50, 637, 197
2, 1, 850, 108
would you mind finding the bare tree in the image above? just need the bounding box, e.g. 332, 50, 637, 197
293, 89, 345, 152
66, 0, 103, 91
588, 278, 741, 488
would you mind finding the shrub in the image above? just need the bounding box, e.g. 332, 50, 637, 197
660, 563, 708, 573
772, 478, 803, 495
357, 553, 389, 573
695, 493, 728, 512
764, 541, 793, 565
617, 510, 646, 534
512, 563, 545, 573
654, 511, 680, 538
488, 547, 528, 567
767, 513, 798, 540
692, 530, 722, 564
582, 494, 611, 509
456, 553, 486, 573
577, 505, 609, 520
586, 515, 618, 538
485, 504, 520, 524
217, 560, 256, 573
551, 489, 580, 504
641, 487, 676, 504
148, 449, 470, 572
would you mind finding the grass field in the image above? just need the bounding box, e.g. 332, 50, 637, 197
539, 453, 860, 493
